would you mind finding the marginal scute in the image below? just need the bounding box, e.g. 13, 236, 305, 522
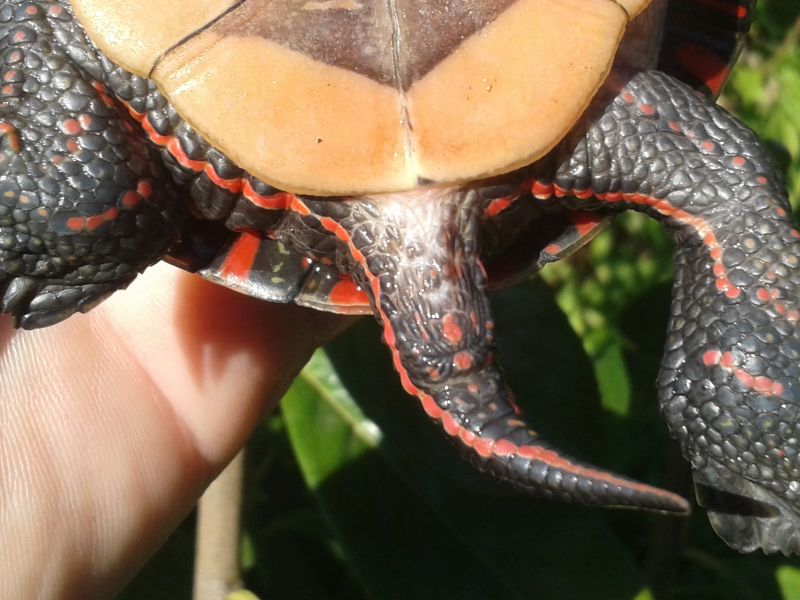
71, 0, 239, 76
75, 0, 650, 195
616, 0, 651, 17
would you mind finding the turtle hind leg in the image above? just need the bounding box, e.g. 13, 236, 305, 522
0, 9, 183, 328
532, 69, 800, 553
295, 190, 689, 515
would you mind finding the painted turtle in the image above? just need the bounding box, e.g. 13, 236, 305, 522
0, 0, 798, 554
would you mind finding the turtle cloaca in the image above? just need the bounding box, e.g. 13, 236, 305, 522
1, 0, 799, 555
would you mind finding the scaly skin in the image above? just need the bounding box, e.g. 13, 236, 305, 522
1, 0, 799, 553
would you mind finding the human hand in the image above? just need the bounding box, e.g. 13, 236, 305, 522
0, 262, 349, 598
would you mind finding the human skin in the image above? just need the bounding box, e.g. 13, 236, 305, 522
0, 262, 348, 598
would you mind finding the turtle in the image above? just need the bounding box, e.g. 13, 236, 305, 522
0, 0, 798, 555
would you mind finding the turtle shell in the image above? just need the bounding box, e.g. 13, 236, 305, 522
72, 0, 650, 196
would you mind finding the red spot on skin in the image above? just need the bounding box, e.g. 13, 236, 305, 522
757, 176, 768, 185
792, 230, 800, 239
467, 383, 480, 394
12, 31, 26, 43
136, 180, 153, 199
639, 103, 656, 116
328, 278, 370, 307
777, 207, 787, 218
66, 139, 79, 153
703, 350, 721, 366
48, 5, 64, 16
61, 119, 81, 135
0, 122, 21, 153
427, 368, 441, 382
788, 310, 800, 323
121, 191, 141, 208
65, 216, 84, 232
775, 302, 787, 316
544, 243, 561, 255
3, 70, 17, 82
2, 85, 15, 95
701, 140, 715, 152
668, 121, 681, 133
756, 288, 771, 302
720, 352, 736, 369
453, 351, 474, 371
732, 156, 746, 168
25, 5, 38, 14
622, 91, 635, 104
218, 231, 261, 281
441, 313, 463, 345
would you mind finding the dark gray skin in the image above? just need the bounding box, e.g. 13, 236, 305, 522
1, 0, 799, 554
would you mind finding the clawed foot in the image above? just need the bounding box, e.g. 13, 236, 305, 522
0, 275, 130, 328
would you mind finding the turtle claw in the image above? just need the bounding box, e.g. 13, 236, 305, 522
0, 276, 124, 329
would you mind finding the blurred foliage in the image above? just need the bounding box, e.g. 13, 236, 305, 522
123, 3, 800, 599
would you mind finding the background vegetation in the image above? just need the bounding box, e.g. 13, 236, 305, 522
122, 2, 800, 598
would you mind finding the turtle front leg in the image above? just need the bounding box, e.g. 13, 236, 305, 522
531, 70, 800, 554
293, 190, 689, 514
0, 3, 182, 328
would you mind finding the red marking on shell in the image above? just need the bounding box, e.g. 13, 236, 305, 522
61, 119, 81, 135
531, 180, 554, 199
484, 195, 515, 218
453, 351, 474, 371
328, 278, 369, 307
441, 313, 463, 345
288, 196, 311, 217
674, 41, 731, 96
218, 231, 261, 281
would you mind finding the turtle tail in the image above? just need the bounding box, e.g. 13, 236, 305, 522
293, 190, 689, 515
